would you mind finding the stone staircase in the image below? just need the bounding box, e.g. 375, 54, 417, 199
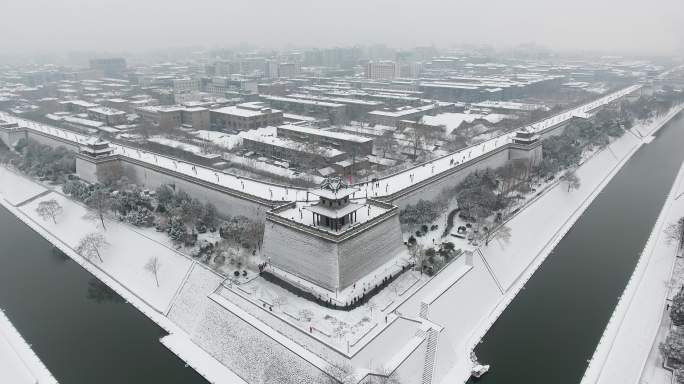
419, 302, 429, 319
421, 328, 439, 384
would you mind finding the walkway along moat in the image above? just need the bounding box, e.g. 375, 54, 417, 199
470, 114, 684, 383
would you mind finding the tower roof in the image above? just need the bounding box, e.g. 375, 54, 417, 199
310, 176, 358, 200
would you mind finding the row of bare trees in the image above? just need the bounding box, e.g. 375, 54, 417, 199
35, 197, 162, 287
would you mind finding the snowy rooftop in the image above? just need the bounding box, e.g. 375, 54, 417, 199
0, 85, 641, 204
243, 134, 345, 159
211, 105, 279, 117
368, 102, 451, 118
471, 100, 546, 111
278, 124, 373, 143
272, 198, 393, 234
88, 106, 126, 116
63, 116, 104, 128
261, 95, 345, 108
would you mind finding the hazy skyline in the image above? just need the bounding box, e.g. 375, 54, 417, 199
2, 0, 683, 56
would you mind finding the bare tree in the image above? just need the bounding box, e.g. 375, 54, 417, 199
75, 232, 108, 263
298, 309, 314, 322
409, 244, 426, 274
561, 170, 581, 192
85, 187, 112, 230
36, 199, 62, 224
406, 126, 424, 160
96, 161, 124, 187
376, 131, 396, 158
485, 224, 512, 247
272, 295, 288, 309
367, 300, 378, 316
145, 256, 162, 287
665, 217, 684, 249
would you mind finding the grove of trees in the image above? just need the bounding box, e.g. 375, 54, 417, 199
14, 138, 75, 183
661, 287, 684, 383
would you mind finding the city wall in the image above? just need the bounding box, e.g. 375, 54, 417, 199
0, 116, 580, 223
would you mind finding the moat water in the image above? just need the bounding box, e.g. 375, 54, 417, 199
0, 207, 209, 383
471, 114, 684, 383
0, 115, 682, 384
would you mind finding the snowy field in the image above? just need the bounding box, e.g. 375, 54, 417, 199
223, 267, 428, 350
0, 167, 47, 205
18, 191, 194, 312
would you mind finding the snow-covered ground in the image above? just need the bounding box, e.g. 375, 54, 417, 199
0, 167, 48, 205
0, 309, 58, 384
221, 152, 323, 184
431, 106, 682, 384
0, 168, 246, 384
223, 267, 428, 350
192, 130, 242, 150
17, 191, 193, 311
148, 136, 210, 156
580, 158, 684, 383
421, 112, 511, 135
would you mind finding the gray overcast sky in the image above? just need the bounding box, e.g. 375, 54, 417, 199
1, 0, 682, 55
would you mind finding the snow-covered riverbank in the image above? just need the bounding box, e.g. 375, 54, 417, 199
0, 308, 58, 384
433, 105, 684, 384
580, 138, 684, 382
0, 167, 246, 384
0, 104, 679, 384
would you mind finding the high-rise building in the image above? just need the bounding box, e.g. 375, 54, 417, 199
89, 58, 127, 78
364, 60, 399, 80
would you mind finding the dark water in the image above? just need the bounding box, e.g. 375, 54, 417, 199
471, 114, 684, 384
0, 208, 209, 384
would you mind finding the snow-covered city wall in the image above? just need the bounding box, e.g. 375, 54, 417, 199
263, 220, 339, 289
0, 127, 27, 149
120, 158, 270, 220
25, 129, 80, 152
389, 147, 510, 209
338, 215, 405, 289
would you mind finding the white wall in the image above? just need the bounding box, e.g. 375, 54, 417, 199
338, 215, 405, 289
121, 160, 269, 220
390, 148, 511, 209
262, 221, 339, 290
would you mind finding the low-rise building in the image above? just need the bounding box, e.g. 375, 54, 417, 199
367, 101, 462, 127
136, 105, 210, 131
241, 134, 346, 168
210, 102, 283, 131
87, 106, 127, 126
261, 95, 346, 124
277, 124, 374, 156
